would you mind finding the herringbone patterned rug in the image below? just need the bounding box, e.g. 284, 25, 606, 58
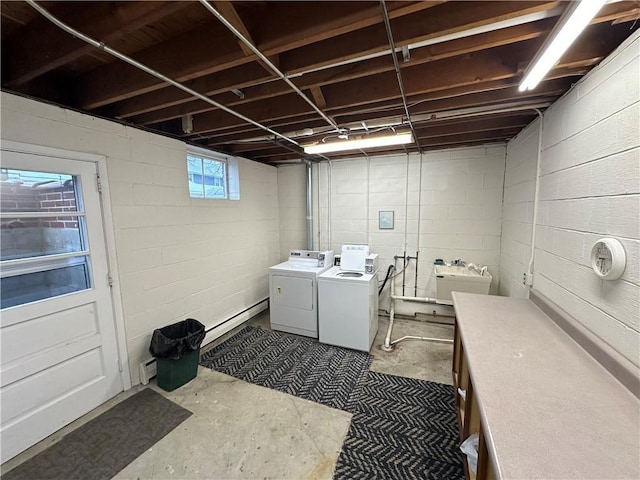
334, 371, 464, 479
200, 325, 371, 411
200, 325, 464, 480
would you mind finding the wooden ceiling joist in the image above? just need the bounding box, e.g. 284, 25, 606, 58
2, 1, 638, 164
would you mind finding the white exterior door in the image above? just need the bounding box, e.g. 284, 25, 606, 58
0, 148, 123, 462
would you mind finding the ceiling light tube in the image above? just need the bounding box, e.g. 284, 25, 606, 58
303, 133, 414, 154
519, 0, 606, 92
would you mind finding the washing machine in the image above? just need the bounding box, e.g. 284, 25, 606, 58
318, 245, 379, 352
269, 250, 334, 338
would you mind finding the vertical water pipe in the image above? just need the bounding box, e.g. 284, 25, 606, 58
328, 160, 333, 251
366, 154, 371, 245
315, 162, 321, 249
526, 109, 544, 284
305, 160, 313, 250
416, 153, 424, 296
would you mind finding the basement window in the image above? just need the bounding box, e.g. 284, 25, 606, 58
186, 148, 239, 200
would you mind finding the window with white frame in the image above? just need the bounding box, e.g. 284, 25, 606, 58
186, 148, 239, 200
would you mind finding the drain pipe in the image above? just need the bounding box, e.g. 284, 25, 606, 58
305, 160, 313, 250
382, 267, 453, 351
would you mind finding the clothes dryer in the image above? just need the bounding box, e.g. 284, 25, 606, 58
269, 250, 333, 338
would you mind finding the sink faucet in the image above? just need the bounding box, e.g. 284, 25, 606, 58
465, 263, 488, 276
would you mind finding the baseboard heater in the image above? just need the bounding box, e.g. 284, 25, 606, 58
138, 298, 268, 385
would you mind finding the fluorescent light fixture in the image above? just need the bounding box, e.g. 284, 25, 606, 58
519, 0, 606, 92
303, 132, 413, 154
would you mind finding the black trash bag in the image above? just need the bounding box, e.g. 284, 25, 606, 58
149, 318, 206, 360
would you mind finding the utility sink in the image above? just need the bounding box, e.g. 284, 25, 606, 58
434, 265, 492, 303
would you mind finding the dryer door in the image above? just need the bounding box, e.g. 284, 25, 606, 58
271, 275, 313, 310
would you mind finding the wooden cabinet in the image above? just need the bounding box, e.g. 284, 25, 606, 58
452, 324, 495, 480
451, 292, 639, 480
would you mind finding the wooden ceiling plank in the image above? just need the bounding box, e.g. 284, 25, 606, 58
91, 0, 636, 121
254, 1, 444, 54
120, 18, 555, 124
414, 116, 531, 138
109, 63, 273, 119
280, 1, 560, 74
5, 2, 189, 87
419, 130, 521, 146
74, 2, 441, 109
77, 0, 636, 113
201, 76, 573, 144
77, 21, 250, 109
319, 46, 526, 113
310, 86, 327, 109
212, 1, 256, 57
138, 39, 542, 126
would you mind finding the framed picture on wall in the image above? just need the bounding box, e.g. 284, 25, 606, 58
379, 210, 394, 230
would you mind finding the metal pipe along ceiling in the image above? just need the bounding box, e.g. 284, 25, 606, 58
25, 0, 301, 148
380, 0, 421, 151
198, 0, 342, 136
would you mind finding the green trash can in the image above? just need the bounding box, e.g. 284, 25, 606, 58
156, 348, 200, 392
149, 319, 205, 392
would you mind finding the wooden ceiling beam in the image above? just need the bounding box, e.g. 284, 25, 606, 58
121, 17, 556, 124
310, 86, 327, 109
139, 18, 609, 127
253, 1, 444, 54
91, 1, 637, 120
279, 1, 560, 73
4, 2, 188, 87
226, 114, 532, 157
414, 115, 533, 138
229, 143, 287, 155
182, 45, 530, 135
74, 1, 441, 109
107, 63, 274, 119
77, 20, 246, 109
419, 130, 521, 147
200, 76, 574, 144
212, 1, 256, 57
165, 22, 614, 137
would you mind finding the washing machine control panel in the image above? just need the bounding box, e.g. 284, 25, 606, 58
365, 254, 379, 274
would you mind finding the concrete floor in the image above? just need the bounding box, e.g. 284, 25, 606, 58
3, 309, 455, 479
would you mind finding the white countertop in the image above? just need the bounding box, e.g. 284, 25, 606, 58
452, 292, 640, 480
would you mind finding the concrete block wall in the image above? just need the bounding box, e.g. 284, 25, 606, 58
499, 119, 540, 298
277, 164, 307, 260
0, 92, 280, 385
500, 30, 640, 365
309, 147, 505, 316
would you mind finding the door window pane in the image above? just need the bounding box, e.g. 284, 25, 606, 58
1, 169, 79, 213
1, 168, 91, 309
1, 263, 90, 309
1, 215, 84, 261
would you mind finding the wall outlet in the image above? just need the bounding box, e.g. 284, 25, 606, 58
523, 272, 534, 286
